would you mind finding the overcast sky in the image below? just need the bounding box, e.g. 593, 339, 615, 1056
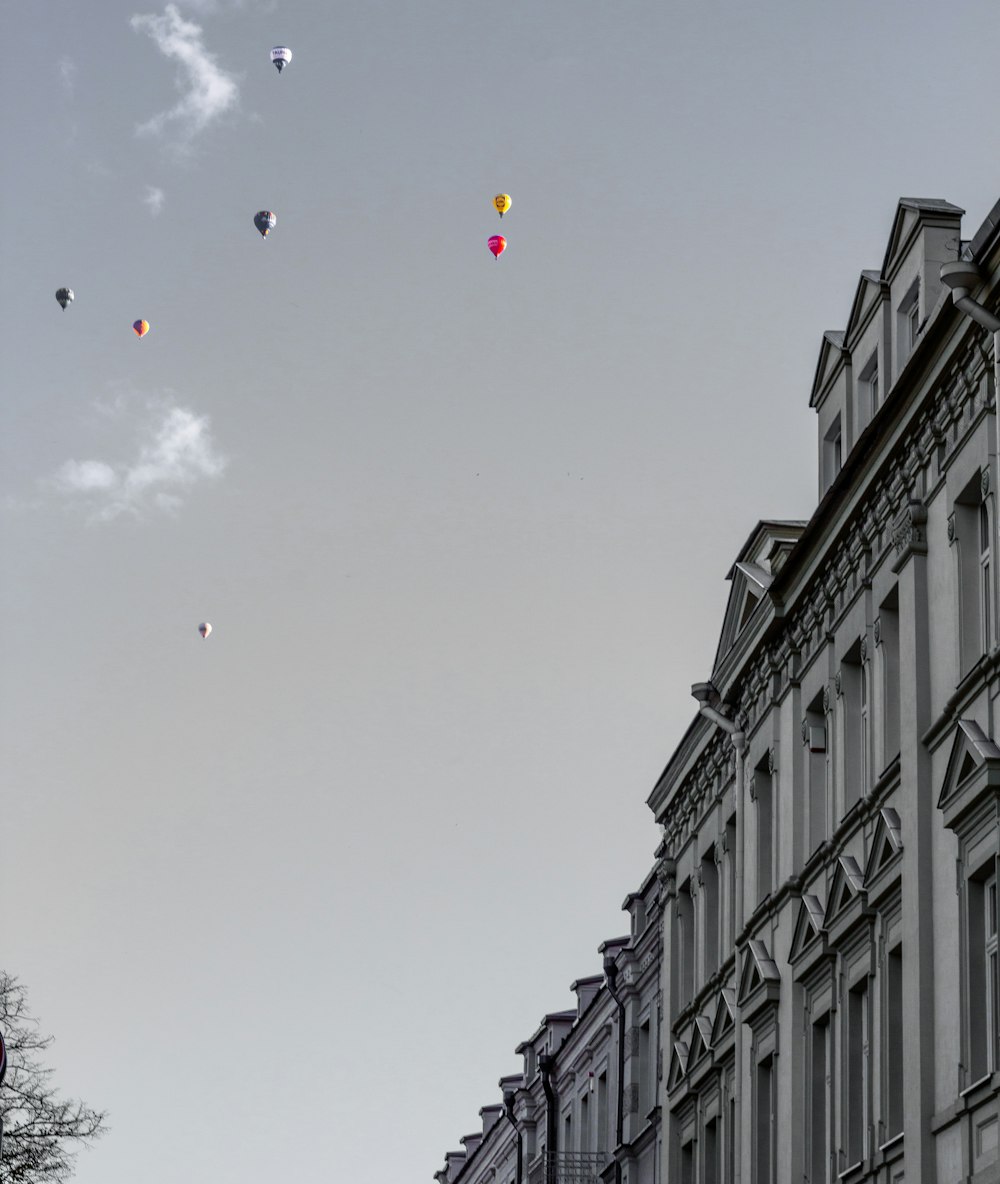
2, 2, 998, 1182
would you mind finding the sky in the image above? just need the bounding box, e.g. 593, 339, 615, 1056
1, 2, 998, 1181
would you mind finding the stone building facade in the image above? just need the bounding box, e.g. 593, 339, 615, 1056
648, 194, 1000, 1184
436, 190, 1000, 1184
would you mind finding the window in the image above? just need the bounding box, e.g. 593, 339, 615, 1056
755, 1056, 775, 1184
805, 693, 828, 854
840, 641, 867, 815
898, 281, 921, 366
954, 473, 992, 676
680, 1137, 696, 1184
564, 1112, 572, 1155
702, 850, 720, 977
676, 881, 695, 1009
823, 416, 843, 492
809, 1016, 831, 1184
639, 1021, 652, 1114
580, 1093, 589, 1153
597, 1072, 608, 1153
980, 502, 992, 654
859, 352, 879, 430
884, 946, 903, 1139
727, 1095, 736, 1184
704, 1118, 719, 1184
845, 981, 869, 1165
877, 595, 900, 767
968, 865, 999, 1080
754, 759, 774, 903
726, 817, 737, 949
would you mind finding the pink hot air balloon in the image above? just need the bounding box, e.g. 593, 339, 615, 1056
488, 234, 506, 260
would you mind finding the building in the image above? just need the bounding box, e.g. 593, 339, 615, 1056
437, 189, 1000, 1184
649, 194, 1000, 1184
434, 866, 663, 1184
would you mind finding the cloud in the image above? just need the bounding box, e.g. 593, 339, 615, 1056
54, 405, 226, 521
143, 185, 166, 216
58, 56, 77, 94
130, 4, 239, 144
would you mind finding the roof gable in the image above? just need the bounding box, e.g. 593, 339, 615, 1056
809, 330, 848, 409
738, 939, 780, 1023
882, 198, 964, 281
844, 271, 883, 346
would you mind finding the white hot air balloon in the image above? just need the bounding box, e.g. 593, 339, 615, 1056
270, 46, 292, 73
198, 623, 212, 639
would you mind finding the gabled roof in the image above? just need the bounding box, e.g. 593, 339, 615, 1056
844, 270, 883, 346
687, 1014, 713, 1072
881, 197, 965, 280
809, 329, 848, 409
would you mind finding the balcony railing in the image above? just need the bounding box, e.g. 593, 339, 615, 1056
528, 1152, 607, 1184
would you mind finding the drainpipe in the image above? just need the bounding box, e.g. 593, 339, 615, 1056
941, 260, 1000, 633
539, 1053, 558, 1184
603, 954, 626, 1184
691, 683, 746, 1184
503, 1091, 523, 1184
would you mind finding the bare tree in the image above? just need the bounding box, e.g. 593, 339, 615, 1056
0, 973, 107, 1184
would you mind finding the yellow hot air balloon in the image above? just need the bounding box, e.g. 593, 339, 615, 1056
493, 193, 511, 219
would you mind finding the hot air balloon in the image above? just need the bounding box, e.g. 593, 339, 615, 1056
199, 622, 212, 639
133, 319, 150, 338
493, 194, 511, 219
488, 235, 507, 260
254, 210, 277, 238
270, 46, 292, 73
55, 287, 74, 310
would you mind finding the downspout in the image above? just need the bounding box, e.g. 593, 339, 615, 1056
539, 1053, 558, 1184
503, 1091, 523, 1184
692, 685, 745, 1184
603, 954, 626, 1184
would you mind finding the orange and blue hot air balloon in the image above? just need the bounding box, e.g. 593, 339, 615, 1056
133, 319, 150, 339
488, 235, 506, 260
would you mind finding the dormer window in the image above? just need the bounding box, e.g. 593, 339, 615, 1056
823, 416, 842, 492
898, 280, 921, 366
859, 353, 879, 431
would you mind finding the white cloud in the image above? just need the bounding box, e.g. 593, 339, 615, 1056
58, 56, 77, 94
130, 4, 239, 144
143, 185, 166, 216
54, 405, 226, 521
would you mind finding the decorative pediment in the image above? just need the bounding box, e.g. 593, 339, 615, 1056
824, 854, 865, 921
684, 1014, 713, 1077
712, 522, 806, 675
667, 1035, 691, 1093
864, 806, 904, 899
710, 985, 736, 1048
937, 719, 1000, 832
789, 893, 827, 969
738, 940, 780, 1023
809, 330, 847, 410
